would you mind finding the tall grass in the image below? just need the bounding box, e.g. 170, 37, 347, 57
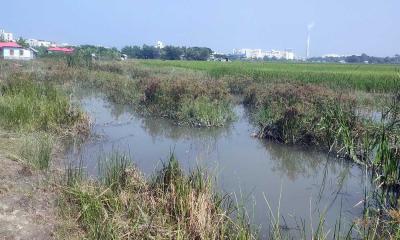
98, 151, 132, 192
20, 133, 53, 170
60, 152, 256, 239
0, 74, 84, 132
179, 96, 235, 127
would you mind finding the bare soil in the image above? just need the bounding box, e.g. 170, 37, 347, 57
0, 155, 57, 240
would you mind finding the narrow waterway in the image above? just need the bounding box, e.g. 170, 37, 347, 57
68, 93, 370, 238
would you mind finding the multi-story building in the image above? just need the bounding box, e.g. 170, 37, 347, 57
233, 48, 295, 60
0, 29, 14, 42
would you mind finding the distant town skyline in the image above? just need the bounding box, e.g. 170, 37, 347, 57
1, 0, 399, 57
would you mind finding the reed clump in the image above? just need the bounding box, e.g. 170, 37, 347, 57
60, 153, 255, 240
244, 83, 357, 146
136, 73, 235, 127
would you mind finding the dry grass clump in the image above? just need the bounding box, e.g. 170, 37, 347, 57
353, 207, 400, 240
61, 153, 255, 239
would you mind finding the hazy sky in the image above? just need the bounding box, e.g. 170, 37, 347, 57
2, 0, 399, 56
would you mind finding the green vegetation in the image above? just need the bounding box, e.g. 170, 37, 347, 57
0, 71, 89, 170
244, 82, 399, 185
20, 133, 53, 170
140, 60, 399, 92
179, 96, 235, 127
121, 45, 212, 61
60, 152, 255, 239
0, 74, 85, 132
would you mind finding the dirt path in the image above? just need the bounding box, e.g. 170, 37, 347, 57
0, 155, 57, 240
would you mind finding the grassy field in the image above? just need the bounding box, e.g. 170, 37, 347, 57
140, 60, 400, 92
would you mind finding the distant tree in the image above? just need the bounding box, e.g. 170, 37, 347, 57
360, 53, 369, 62
141, 45, 160, 59
184, 47, 212, 61
161, 46, 183, 60
77, 45, 120, 60
16, 37, 29, 48
35, 46, 48, 57
345, 55, 361, 63
121, 45, 143, 58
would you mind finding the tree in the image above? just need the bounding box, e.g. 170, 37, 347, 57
141, 45, 160, 59
77, 45, 120, 60
161, 46, 183, 60
16, 37, 29, 48
121, 46, 143, 58
184, 47, 212, 61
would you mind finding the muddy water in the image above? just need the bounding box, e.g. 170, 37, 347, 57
68, 94, 369, 238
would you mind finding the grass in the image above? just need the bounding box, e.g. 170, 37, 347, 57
60, 152, 256, 239
0, 69, 89, 171
0, 73, 85, 133
140, 60, 400, 92
60, 152, 400, 240
179, 96, 235, 127
20, 133, 53, 170
98, 151, 132, 192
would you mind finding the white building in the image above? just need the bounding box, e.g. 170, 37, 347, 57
0, 42, 35, 60
233, 48, 294, 60
155, 41, 165, 49
0, 29, 14, 42
322, 54, 341, 58
27, 39, 55, 47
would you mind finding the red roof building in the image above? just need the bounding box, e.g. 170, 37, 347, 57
0, 42, 22, 48
47, 47, 75, 54
0, 42, 35, 60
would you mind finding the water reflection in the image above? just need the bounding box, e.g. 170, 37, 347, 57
263, 141, 354, 181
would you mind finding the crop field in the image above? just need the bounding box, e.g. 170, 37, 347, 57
140, 60, 400, 92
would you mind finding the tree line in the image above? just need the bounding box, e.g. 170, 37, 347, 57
121, 45, 213, 61
309, 53, 400, 64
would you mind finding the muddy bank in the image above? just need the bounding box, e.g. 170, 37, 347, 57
0, 155, 57, 239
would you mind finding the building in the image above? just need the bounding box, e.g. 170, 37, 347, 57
155, 41, 164, 49
0, 29, 14, 42
27, 39, 55, 47
233, 49, 263, 59
322, 54, 341, 58
233, 48, 295, 60
0, 42, 35, 60
47, 47, 75, 54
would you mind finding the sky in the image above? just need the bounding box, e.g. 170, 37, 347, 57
1, 0, 399, 57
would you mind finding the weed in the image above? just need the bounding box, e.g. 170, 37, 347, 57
20, 133, 53, 170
